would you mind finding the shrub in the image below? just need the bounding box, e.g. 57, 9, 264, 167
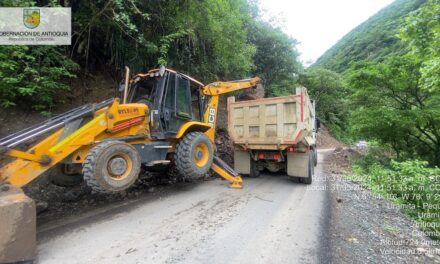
353, 156, 440, 239
0, 46, 79, 110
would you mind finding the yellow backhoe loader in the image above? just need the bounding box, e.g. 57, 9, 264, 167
0, 66, 260, 263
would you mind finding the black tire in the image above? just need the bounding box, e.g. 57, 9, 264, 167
289, 176, 301, 183
48, 164, 83, 187
175, 132, 213, 179
249, 158, 260, 178
313, 147, 318, 167
83, 141, 141, 193
301, 153, 313, 184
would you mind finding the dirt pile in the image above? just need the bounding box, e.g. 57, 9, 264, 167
317, 125, 346, 149
23, 167, 185, 223
215, 128, 234, 166
214, 84, 265, 165
237, 83, 265, 100
324, 147, 362, 175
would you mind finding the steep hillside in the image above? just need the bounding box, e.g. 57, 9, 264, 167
313, 0, 425, 72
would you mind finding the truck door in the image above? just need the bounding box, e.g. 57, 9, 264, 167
162, 72, 192, 136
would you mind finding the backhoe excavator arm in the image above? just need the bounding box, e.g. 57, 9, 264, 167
202, 77, 261, 96
201, 76, 261, 139
201, 77, 261, 189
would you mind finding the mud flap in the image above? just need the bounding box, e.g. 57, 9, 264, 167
287, 152, 308, 178
0, 186, 36, 263
233, 150, 250, 175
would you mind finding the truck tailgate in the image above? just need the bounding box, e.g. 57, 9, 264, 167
227, 87, 314, 150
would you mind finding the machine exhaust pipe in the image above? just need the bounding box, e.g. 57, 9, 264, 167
123, 66, 130, 104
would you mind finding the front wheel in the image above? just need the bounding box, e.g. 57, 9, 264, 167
83, 141, 141, 193
175, 132, 214, 179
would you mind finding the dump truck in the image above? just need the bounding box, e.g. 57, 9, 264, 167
0, 66, 260, 263
227, 87, 319, 183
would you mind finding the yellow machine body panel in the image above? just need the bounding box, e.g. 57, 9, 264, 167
0, 100, 148, 187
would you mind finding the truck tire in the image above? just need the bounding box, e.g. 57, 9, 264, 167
313, 147, 318, 167
175, 132, 213, 179
301, 153, 313, 184
249, 158, 260, 178
48, 164, 83, 187
83, 141, 141, 193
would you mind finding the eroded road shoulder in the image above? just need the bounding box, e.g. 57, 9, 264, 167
325, 148, 440, 264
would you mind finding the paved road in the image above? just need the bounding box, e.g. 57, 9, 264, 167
37, 150, 331, 264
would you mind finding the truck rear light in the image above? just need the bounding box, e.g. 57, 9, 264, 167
274, 153, 279, 161
258, 153, 265, 159
288, 147, 294, 152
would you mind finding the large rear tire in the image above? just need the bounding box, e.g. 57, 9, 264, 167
313, 147, 318, 167
249, 158, 260, 178
175, 132, 213, 179
83, 141, 141, 193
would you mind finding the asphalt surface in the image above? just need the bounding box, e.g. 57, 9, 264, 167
37, 150, 332, 264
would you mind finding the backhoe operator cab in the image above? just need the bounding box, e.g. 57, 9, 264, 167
122, 68, 206, 139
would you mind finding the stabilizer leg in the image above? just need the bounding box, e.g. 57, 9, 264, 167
211, 156, 243, 189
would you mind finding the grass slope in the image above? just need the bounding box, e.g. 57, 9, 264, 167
313, 0, 425, 72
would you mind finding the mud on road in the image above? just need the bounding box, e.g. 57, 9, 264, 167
36, 151, 331, 264
34, 148, 440, 264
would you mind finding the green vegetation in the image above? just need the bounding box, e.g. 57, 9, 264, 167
248, 21, 302, 96
352, 146, 440, 239
318, 0, 440, 239
0, 46, 78, 109
400, 0, 440, 92
298, 68, 349, 140
310, 0, 440, 166
347, 54, 440, 165
0, 0, 301, 110
314, 0, 425, 73
0, 0, 435, 164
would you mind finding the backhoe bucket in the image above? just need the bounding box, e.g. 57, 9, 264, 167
0, 186, 36, 263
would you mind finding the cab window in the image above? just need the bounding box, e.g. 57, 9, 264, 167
165, 73, 175, 109
190, 83, 202, 121
176, 75, 191, 117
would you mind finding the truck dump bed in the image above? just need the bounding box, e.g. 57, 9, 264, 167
227, 87, 315, 150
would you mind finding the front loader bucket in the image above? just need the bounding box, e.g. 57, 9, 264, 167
0, 186, 36, 263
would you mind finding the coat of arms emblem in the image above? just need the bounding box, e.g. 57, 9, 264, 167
23, 9, 40, 29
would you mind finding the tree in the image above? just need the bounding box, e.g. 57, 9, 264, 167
248, 21, 302, 96
400, 0, 440, 92
0, 46, 78, 109
299, 68, 349, 139
347, 56, 440, 165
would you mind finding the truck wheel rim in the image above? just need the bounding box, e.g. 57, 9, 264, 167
107, 153, 132, 180
194, 143, 209, 167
